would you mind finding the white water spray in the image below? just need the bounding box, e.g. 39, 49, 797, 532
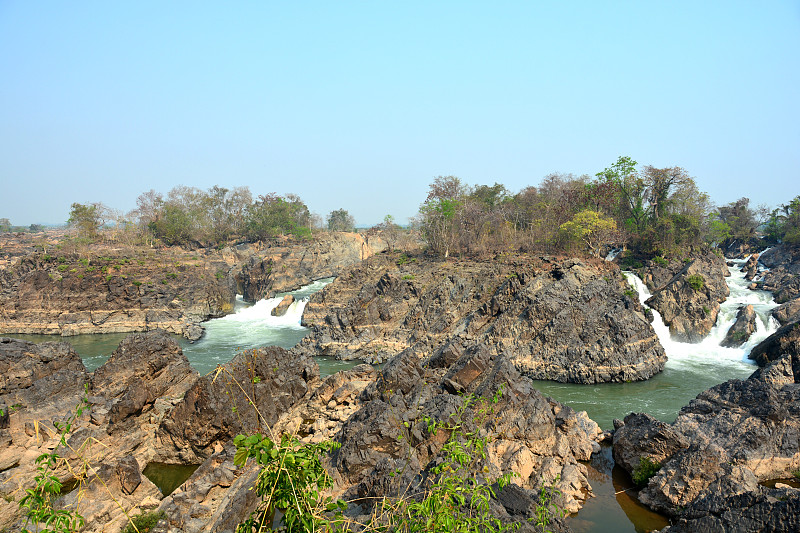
623, 253, 779, 372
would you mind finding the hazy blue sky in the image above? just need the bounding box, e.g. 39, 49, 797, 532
1, 1, 798, 226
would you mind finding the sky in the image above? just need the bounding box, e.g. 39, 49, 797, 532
1, 1, 798, 227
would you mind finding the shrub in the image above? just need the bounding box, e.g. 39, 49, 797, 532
652, 256, 668, 267
686, 274, 705, 291
632, 456, 661, 487
121, 511, 165, 533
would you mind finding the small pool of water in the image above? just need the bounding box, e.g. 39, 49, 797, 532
142, 462, 200, 496
569, 445, 670, 533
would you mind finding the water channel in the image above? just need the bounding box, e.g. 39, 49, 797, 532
3, 255, 779, 532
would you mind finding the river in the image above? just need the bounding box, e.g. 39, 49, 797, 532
3, 255, 779, 532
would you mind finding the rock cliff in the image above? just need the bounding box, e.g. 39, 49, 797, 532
613, 351, 800, 532
296, 254, 666, 384
640, 250, 730, 343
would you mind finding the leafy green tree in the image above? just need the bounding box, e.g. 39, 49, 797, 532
0, 218, 11, 232
418, 176, 467, 258
246, 193, 311, 241
326, 208, 356, 232
716, 197, 758, 242
559, 210, 618, 257
596, 156, 646, 233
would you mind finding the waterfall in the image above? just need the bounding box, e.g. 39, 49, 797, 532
623, 252, 779, 370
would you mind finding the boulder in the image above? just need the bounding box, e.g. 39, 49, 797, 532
759, 244, 800, 304
159, 345, 318, 461
644, 251, 730, 342
271, 294, 294, 317
720, 304, 758, 348
612, 352, 800, 524
748, 321, 800, 366
771, 297, 800, 326
741, 253, 760, 281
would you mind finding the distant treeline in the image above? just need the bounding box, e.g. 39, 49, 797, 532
7, 157, 798, 259
413, 157, 800, 259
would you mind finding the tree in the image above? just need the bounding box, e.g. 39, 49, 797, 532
716, 197, 758, 242
326, 208, 356, 232
559, 210, 618, 257
374, 214, 400, 252
640, 165, 692, 221
0, 218, 10, 232
596, 156, 646, 232
68, 203, 103, 239
418, 176, 467, 258
245, 193, 311, 241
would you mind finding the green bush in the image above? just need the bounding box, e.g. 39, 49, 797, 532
686, 274, 705, 291
652, 256, 668, 267
121, 511, 165, 533
632, 456, 661, 487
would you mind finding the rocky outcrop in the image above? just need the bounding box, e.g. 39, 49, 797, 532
741, 253, 760, 281
234, 232, 386, 302
296, 255, 666, 384
643, 251, 730, 343
612, 352, 800, 531
0, 251, 234, 337
329, 343, 602, 519
0, 331, 198, 532
721, 237, 768, 260
748, 321, 800, 366
720, 304, 758, 348
271, 294, 294, 317
759, 244, 800, 304
158, 345, 318, 463
772, 298, 800, 326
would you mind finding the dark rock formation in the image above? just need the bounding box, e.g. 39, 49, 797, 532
612, 413, 689, 475
741, 253, 760, 281
612, 352, 800, 530
748, 321, 800, 366
759, 245, 800, 304
296, 255, 666, 384
721, 237, 768, 259
0, 337, 88, 415
772, 298, 800, 326
720, 304, 758, 348
331, 343, 602, 516
643, 250, 730, 342
159, 346, 318, 462
0, 251, 234, 336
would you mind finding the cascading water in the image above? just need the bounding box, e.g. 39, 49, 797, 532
181, 277, 360, 376
561, 252, 781, 533
622, 255, 779, 373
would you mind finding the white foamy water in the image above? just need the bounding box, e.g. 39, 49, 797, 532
623, 254, 778, 373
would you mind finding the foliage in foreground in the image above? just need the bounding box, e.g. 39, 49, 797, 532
233, 387, 566, 533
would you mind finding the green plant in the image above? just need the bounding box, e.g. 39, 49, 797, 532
623, 289, 636, 298
121, 510, 165, 533
792, 470, 800, 480
79, 258, 89, 267
57, 265, 68, 272
132, 280, 142, 287
18, 388, 92, 532
652, 256, 668, 267
216, 271, 226, 280
233, 434, 344, 533
85, 266, 95, 272
686, 274, 705, 291
396, 253, 416, 266
632, 456, 661, 487
401, 274, 415, 281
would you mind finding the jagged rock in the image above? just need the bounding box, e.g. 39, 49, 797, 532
332, 344, 603, 516
772, 297, 800, 326
613, 352, 800, 525
0, 251, 235, 336
296, 255, 666, 384
234, 232, 387, 302
720, 304, 758, 347
741, 253, 760, 281
748, 321, 800, 366
0, 337, 88, 415
759, 244, 800, 304
644, 250, 730, 342
612, 413, 689, 475
159, 346, 318, 461
271, 294, 294, 317
117, 455, 142, 495
183, 322, 204, 341
722, 237, 767, 260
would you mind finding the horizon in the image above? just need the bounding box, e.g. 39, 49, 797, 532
2, 1, 798, 227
